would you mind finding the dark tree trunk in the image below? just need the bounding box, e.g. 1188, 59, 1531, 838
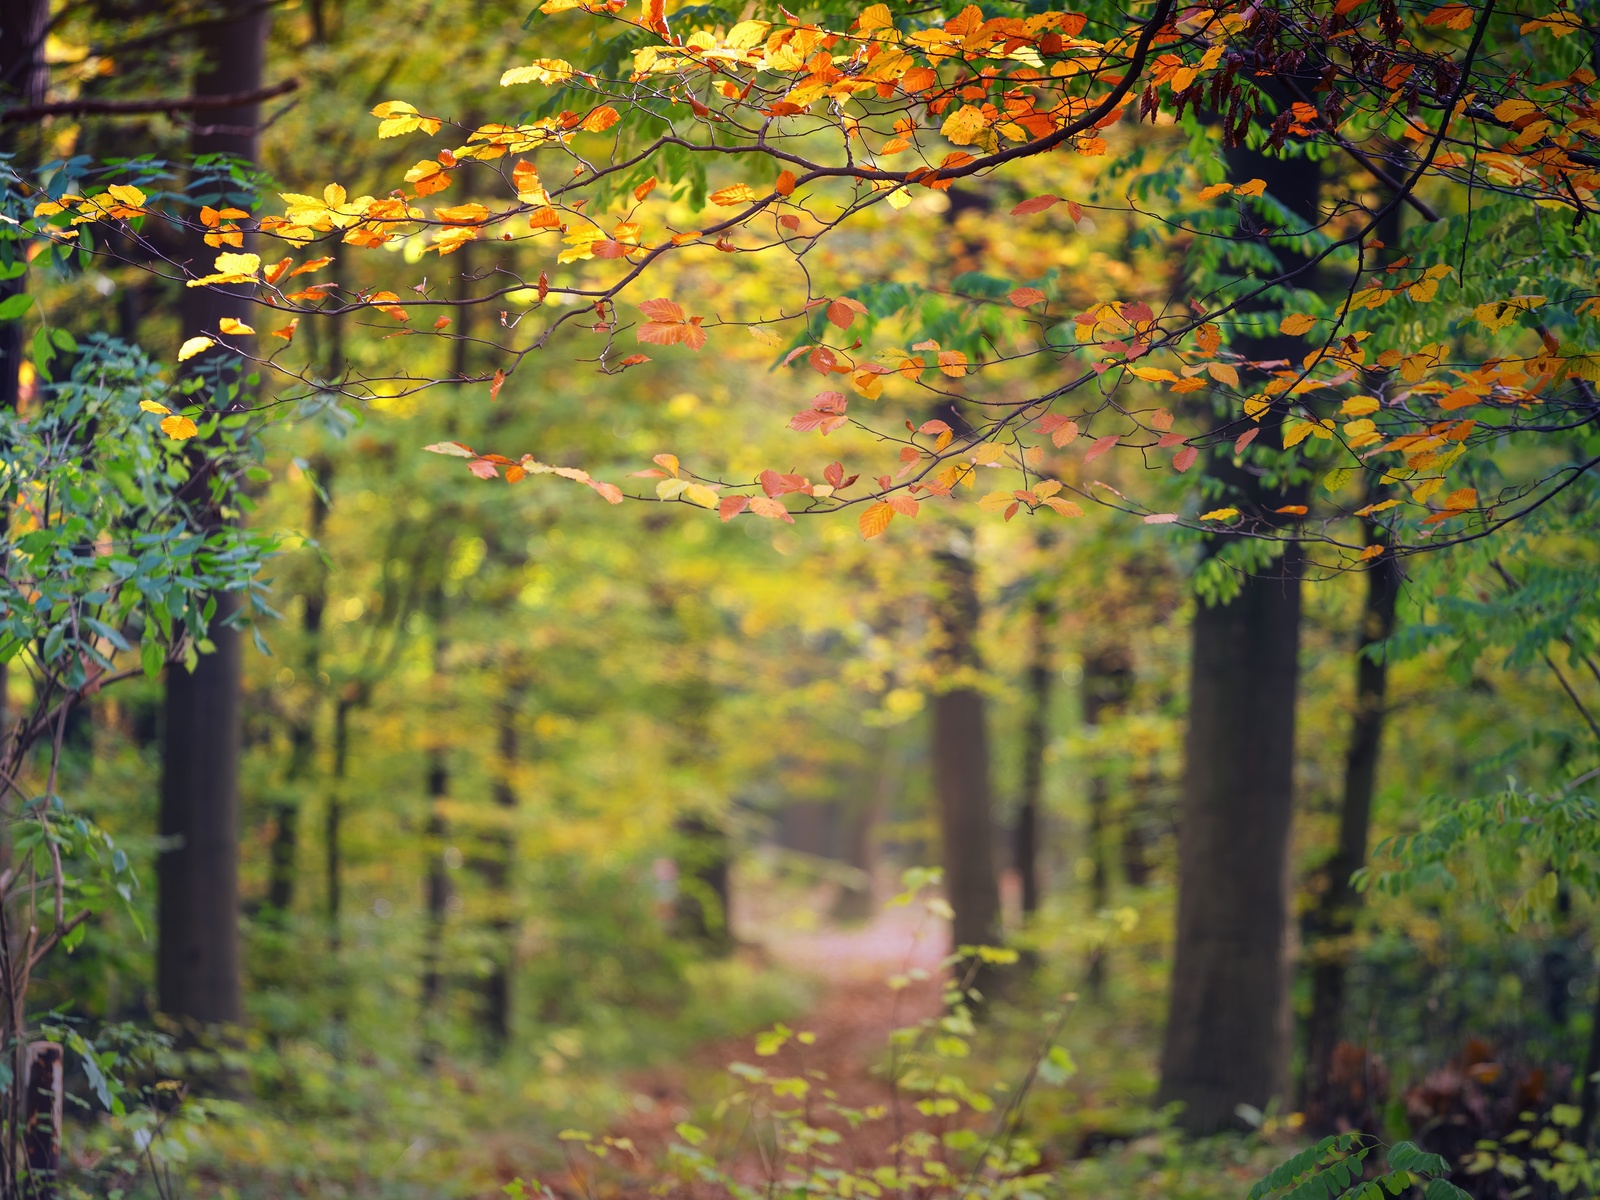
157, 0, 270, 1030
1157, 129, 1320, 1135
1301, 518, 1400, 1129
158, 593, 245, 1025
0, 0, 48, 416
675, 815, 732, 951
478, 682, 523, 1050
0, 0, 50, 785
266, 470, 331, 917
1014, 589, 1055, 920
418, 750, 450, 1066
1082, 649, 1133, 996
931, 542, 1001, 957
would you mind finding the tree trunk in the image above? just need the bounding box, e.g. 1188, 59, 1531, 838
1014, 588, 1055, 920
931, 541, 1001, 957
267, 469, 331, 917
418, 749, 449, 1066
1302, 516, 1401, 1129
478, 682, 522, 1050
1156, 130, 1320, 1135
158, 593, 244, 1025
157, 0, 270, 1030
1082, 649, 1133, 997
0, 0, 49, 417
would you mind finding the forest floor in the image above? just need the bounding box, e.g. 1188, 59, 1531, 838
591, 881, 957, 1196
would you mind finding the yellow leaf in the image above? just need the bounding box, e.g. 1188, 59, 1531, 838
1412, 476, 1444, 503
177, 336, 215, 362
1279, 312, 1317, 336
1473, 296, 1545, 332
106, 183, 146, 209
1206, 362, 1240, 387
1283, 419, 1316, 448
218, 318, 255, 335
1243, 395, 1270, 421
940, 104, 988, 146
1234, 178, 1267, 197
1197, 182, 1233, 200
684, 483, 721, 509
1199, 507, 1239, 520
139, 400, 171, 415
1042, 496, 1083, 516
1443, 486, 1478, 510
1357, 544, 1386, 561
978, 490, 1013, 513
1492, 98, 1538, 123
710, 183, 758, 206
1340, 395, 1380, 416
160, 414, 198, 440
973, 442, 1006, 465
859, 502, 894, 539
501, 59, 574, 86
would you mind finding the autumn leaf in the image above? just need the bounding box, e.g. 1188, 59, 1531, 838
582, 105, 620, 132
1196, 323, 1221, 355
1011, 194, 1062, 216
1144, 512, 1179, 524
160, 414, 198, 440
177, 336, 215, 362
1173, 446, 1199, 472
140, 400, 171, 415
748, 496, 794, 523
1199, 507, 1239, 521
710, 183, 758, 206
719, 495, 750, 521
1084, 434, 1118, 463
826, 297, 867, 329
1009, 287, 1047, 307
775, 170, 797, 197
859, 502, 894, 539
218, 318, 255, 335
1274, 504, 1308, 515
424, 441, 477, 458
1279, 313, 1317, 336
490, 369, 506, 400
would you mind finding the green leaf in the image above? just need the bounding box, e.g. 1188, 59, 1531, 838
0, 292, 32, 321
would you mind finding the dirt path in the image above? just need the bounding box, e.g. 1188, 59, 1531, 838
602, 894, 956, 1192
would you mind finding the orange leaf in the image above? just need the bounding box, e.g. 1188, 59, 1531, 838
719, 495, 751, 521
1173, 446, 1198, 472
1011, 194, 1061, 216
776, 170, 797, 196
633, 176, 658, 201
1274, 504, 1308, 515
748, 495, 794, 523
1009, 286, 1046, 308
490, 368, 506, 400
710, 183, 758, 206
582, 105, 620, 132
1084, 434, 1118, 463
859, 502, 894, 539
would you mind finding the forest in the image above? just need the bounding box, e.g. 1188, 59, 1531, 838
1, 0, 1599, 1195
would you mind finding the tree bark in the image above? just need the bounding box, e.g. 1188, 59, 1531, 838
418, 748, 449, 1066
931, 541, 1001, 957
1302, 516, 1400, 1129
267, 468, 330, 917
1156, 129, 1320, 1135
157, 0, 270, 1031
478, 681, 522, 1050
1014, 588, 1055, 920
1082, 649, 1133, 997
0, 0, 49, 415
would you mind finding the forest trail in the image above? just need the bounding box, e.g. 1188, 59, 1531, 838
602, 888, 955, 1193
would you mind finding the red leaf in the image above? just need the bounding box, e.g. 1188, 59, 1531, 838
1172, 446, 1199, 472
489, 368, 506, 400
1011, 194, 1062, 216
1084, 434, 1118, 463
824, 461, 845, 488
468, 459, 500, 479
719, 495, 750, 521
1234, 427, 1259, 453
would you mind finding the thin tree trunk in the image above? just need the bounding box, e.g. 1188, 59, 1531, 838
157, 0, 270, 1030
0, 0, 49, 417
1014, 588, 1055, 920
267, 467, 330, 917
418, 749, 449, 1066
1081, 650, 1132, 997
1302, 515, 1400, 1129
931, 541, 1001, 958
478, 681, 522, 1050
1157, 126, 1320, 1135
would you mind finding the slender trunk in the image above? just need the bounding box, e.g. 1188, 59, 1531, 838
327, 696, 351, 953
478, 683, 522, 1050
0, 0, 49, 416
1157, 124, 1320, 1134
1302, 516, 1400, 1129
418, 750, 449, 1066
1081, 650, 1132, 997
157, 0, 270, 1031
931, 541, 1001, 958
1014, 589, 1055, 920
267, 470, 330, 917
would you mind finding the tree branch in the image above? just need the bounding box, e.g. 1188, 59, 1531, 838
1, 78, 297, 124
